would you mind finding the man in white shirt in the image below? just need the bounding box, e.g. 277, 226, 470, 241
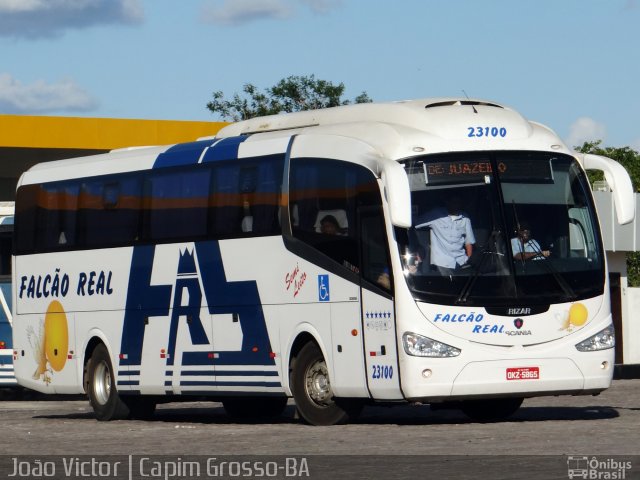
415, 197, 475, 275
511, 222, 550, 261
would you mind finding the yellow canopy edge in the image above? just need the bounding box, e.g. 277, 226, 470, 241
0, 114, 228, 150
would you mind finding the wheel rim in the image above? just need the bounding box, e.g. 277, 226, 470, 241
304, 359, 333, 407
93, 361, 111, 406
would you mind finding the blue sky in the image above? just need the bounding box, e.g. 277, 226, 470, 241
0, 0, 639, 150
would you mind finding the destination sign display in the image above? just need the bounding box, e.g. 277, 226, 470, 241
422, 158, 553, 186
423, 159, 492, 185
497, 158, 554, 183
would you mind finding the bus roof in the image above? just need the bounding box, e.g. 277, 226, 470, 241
17, 97, 573, 186
215, 97, 571, 158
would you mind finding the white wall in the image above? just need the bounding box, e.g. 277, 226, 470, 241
606, 251, 639, 365
624, 287, 640, 364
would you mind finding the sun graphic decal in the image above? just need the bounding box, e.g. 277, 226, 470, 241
26, 300, 69, 384
558, 303, 589, 332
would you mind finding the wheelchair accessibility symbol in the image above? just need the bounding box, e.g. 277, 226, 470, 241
318, 274, 330, 302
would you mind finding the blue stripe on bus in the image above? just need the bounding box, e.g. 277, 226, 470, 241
182, 351, 214, 366
195, 241, 276, 367
201, 136, 248, 163
179, 370, 278, 377
153, 140, 215, 168
179, 370, 213, 376
119, 245, 172, 366
180, 381, 281, 387
152, 136, 248, 169
215, 370, 279, 377
117, 381, 140, 386
120, 240, 275, 370
119, 370, 140, 376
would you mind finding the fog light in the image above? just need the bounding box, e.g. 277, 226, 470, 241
601, 361, 609, 370
422, 369, 432, 378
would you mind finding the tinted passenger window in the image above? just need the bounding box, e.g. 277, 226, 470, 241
21, 182, 80, 252
79, 177, 140, 248
14, 154, 285, 254
146, 168, 209, 241
210, 156, 282, 238
289, 158, 384, 275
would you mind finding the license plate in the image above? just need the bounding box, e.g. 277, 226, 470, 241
506, 367, 540, 380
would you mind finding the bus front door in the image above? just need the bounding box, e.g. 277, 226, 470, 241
358, 208, 403, 401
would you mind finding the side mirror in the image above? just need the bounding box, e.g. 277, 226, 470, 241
381, 160, 412, 228
578, 153, 635, 225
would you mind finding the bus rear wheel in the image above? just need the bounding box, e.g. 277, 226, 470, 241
291, 342, 362, 426
460, 397, 524, 422
86, 344, 129, 421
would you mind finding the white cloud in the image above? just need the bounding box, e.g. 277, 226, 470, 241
631, 138, 640, 152
566, 117, 607, 148
300, 0, 342, 14
200, 0, 341, 26
0, 73, 98, 114
201, 0, 292, 25
0, 0, 48, 13
0, 0, 143, 39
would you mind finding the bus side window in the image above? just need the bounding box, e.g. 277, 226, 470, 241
210, 163, 242, 238
358, 176, 392, 291
36, 184, 62, 252
57, 183, 79, 247
249, 156, 282, 235
360, 207, 392, 291
34, 182, 80, 251
78, 178, 140, 248
289, 158, 362, 273
109, 177, 141, 245
238, 165, 257, 233
14, 185, 38, 254
147, 168, 209, 242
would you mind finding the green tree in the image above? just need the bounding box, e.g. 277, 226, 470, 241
575, 140, 640, 191
575, 141, 640, 286
207, 75, 372, 121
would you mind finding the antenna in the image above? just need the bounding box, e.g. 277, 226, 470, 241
461, 90, 478, 114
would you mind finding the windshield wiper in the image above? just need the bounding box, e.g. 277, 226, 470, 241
509, 200, 575, 301
521, 240, 577, 301
456, 229, 504, 304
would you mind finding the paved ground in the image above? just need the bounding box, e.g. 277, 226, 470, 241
1, 380, 639, 479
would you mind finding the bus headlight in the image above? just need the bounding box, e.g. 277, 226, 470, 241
575, 324, 615, 352
403, 332, 461, 358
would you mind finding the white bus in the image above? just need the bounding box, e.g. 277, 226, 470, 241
11, 98, 634, 425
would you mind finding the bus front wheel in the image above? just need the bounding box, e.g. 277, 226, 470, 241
290, 342, 362, 426
86, 344, 129, 421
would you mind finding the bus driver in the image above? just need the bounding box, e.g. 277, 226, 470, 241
511, 221, 550, 261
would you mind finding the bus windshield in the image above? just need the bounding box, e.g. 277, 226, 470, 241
397, 151, 604, 306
